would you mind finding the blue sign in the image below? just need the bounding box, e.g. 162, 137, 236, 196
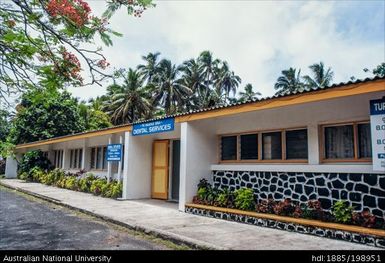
378, 153, 385, 159
107, 144, 122, 161
370, 98, 385, 115
132, 118, 174, 136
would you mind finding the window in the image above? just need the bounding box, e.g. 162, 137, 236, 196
262, 132, 282, 160
240, 134, 258, 160
322, 122, 371, 161
221, 136, 237, 160
358, 123, 372, 158
219, 128, 308, 162
53, 150, 63, 168
69, 148, 83, 169
90, 146, 107, 170
286, 129, 308, 159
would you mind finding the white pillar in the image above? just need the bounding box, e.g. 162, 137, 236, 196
178, 121, 217, 211
107, 136, 112, 183
308, 124, 320, 165
62, 146, 70, 170
122, 131, 130, 199
81, 139, 89, 170
118, 135, 123, 182
5, 156, 18, 178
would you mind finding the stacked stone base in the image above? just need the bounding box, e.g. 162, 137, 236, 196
185, 206, 385, 248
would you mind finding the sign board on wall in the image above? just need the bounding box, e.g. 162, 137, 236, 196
132, 118, 174, 136
106, 144, 122, 161
370, 98, 385, 171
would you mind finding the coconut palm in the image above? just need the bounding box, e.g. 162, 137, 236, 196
215, 61, 241, 102
303, 62, 334, 89
153, 59, 192, 115
137, 52, 161, 83
238, 84, 261, 102
274, 67, 304, 95
198, 50, 221, 87
105, 69, 152, 125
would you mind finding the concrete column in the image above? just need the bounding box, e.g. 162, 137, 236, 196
178, 121, 217, 211
5, 156, 18, 178
107, 136, 112, 183
47, 145, 54, 165
62, 145, 70, 170
122, 131, 130, 199
118, 135, 123, 182
122, 131, 152, 199
308, 124, 320, 165
81, 139, 89, 171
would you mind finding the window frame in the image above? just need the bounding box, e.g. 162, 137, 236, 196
319, 120, 372, 163
90, 146, 108, 171
218, 127, 308, 164
69, 148, 83, 169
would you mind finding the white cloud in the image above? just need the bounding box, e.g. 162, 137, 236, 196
68, 0, 384, 100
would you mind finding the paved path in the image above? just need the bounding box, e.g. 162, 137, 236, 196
0, 179, 379, 250
0, 188, 172, 250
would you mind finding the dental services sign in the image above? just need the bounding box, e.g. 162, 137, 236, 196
132, 118, 174, 136
370, 98, 385, 171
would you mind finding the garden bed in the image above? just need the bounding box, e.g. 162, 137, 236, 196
185, 203, 385, 248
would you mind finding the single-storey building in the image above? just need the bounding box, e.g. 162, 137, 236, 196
5, 76, 385, 218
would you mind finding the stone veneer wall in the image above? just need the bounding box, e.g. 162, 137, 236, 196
212, 171, 385, 219
185, 206, 385, 248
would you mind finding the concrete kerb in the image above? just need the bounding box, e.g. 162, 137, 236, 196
0, 181, 222, 250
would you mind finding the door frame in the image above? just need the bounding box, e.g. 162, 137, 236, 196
168, 139, 181, 201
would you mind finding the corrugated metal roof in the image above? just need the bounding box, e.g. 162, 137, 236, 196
16, 75, 385, 147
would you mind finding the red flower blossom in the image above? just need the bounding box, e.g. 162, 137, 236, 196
47, 0, 91, 27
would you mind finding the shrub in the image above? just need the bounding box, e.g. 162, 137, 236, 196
292, 205, 303, 218
306, 200, 326, 221
256, 199, 276, 214
18, 150, 52, 179
197, 178, 210, 190
234, 188, 255, 211
273, 198, 296, 216
30, 167, 45, 182
215, 188, 233, 208
18, 172, 28, 181
90, 179, 107, 196
332, 201, 353, 224
77, 174, 96, 193
64, 176, 78, 191
0, 159, 5, 175
352, 209, 376, 228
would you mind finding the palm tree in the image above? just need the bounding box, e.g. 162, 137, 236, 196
137, 52, 161, 83
153, 59, 192, 115
198, 50, 221, 88
215, 61, 241, 102
105, 69, 152, 125
238, 84, 261, 102
274, 67, 304, 95
303, 62, 334, 89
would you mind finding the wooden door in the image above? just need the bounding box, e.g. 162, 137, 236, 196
151, 140, 169, 199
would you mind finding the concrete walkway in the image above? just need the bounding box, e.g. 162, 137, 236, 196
0, 179, 379, 250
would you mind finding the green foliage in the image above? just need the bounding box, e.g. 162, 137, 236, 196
233, 188, 255, 211
0, 109, 11, 142
332, 201, 353, 223
0, 0, 154, 104
9, 89, 86, 144
364, 62, 385, 78
215, 188, 233, 207
90, 179, 108, 196
78, 101, 112, 131
18, 150, 52, 180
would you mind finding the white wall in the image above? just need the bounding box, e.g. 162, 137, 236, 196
5, 157, 18, 178
179, 120, 217, 210
122, 124, 181, 199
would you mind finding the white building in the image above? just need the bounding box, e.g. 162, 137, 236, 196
5, 77, 385, 217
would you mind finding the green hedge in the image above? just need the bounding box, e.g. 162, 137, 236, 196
19, 168, 122, 199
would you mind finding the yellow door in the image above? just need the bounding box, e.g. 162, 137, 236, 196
151, 140, 169, 199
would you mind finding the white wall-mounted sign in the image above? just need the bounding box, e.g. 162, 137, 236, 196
370, 97, 385, 171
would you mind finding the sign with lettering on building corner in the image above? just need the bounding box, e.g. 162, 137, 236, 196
132, 118, 174, 136
370, 97, 385, 171
107, 144, 122, 161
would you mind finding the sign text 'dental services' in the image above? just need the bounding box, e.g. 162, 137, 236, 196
132, 118, 174, 136
106, 144, 122, 161
370, 97, 385, 171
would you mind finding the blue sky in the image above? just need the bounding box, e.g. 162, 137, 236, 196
69, 0, 385, 100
